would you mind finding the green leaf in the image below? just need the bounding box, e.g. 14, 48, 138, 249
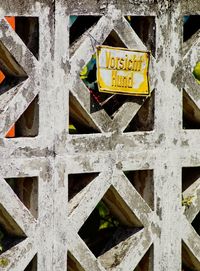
97, 202, 109, 218
193, 61, 200, 83
80, 65, 88, 80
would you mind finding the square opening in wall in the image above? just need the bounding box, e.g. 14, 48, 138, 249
78, 186, 143, 269
182, 15, 200, 130
0, 17, 39, 138
69, 14, 155, 134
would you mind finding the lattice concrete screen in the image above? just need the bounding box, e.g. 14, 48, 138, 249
0, 0, 199, 270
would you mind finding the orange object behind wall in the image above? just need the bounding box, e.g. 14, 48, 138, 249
0, 17, 16, 137
5, 17, 15, 29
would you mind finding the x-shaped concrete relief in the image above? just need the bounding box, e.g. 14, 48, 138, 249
0, 17, 39, 137
69, 8, 158, 133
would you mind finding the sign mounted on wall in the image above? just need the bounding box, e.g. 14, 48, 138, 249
96, 45, 150, 96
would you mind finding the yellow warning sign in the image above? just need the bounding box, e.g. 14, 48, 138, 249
96, 45, 150, 96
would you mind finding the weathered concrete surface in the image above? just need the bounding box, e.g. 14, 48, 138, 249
0, 0, 199, 270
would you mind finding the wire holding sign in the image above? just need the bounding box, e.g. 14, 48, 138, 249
96, 45, 150, 96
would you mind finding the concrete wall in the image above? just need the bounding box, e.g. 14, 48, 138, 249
0, 0, 199, 270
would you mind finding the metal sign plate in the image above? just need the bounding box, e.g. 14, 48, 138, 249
96, 45, 150, 96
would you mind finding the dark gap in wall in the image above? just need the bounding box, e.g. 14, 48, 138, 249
0, 35, 27, 96
70, 16, 100, 47
67, 251, 84, 271
124, 170, 154, 210
134, 245, 153, 271
183, 90, 200, 129
68, 172, 99, 201
78, 186, 143, 259
15, 17, 39, 60
15, 96, 39, 137
0, 204, 26, 255
183, 15, 200, 42
182, 241, 200, 271
6, 177, 38, 219
182, 167, 200, 240
24, 255, 37, 271
125, 16, 156, 56
182, 167, 200, 192
192, 213, 200, 236
124, 90, 154, 132
69, 92, 100, 134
